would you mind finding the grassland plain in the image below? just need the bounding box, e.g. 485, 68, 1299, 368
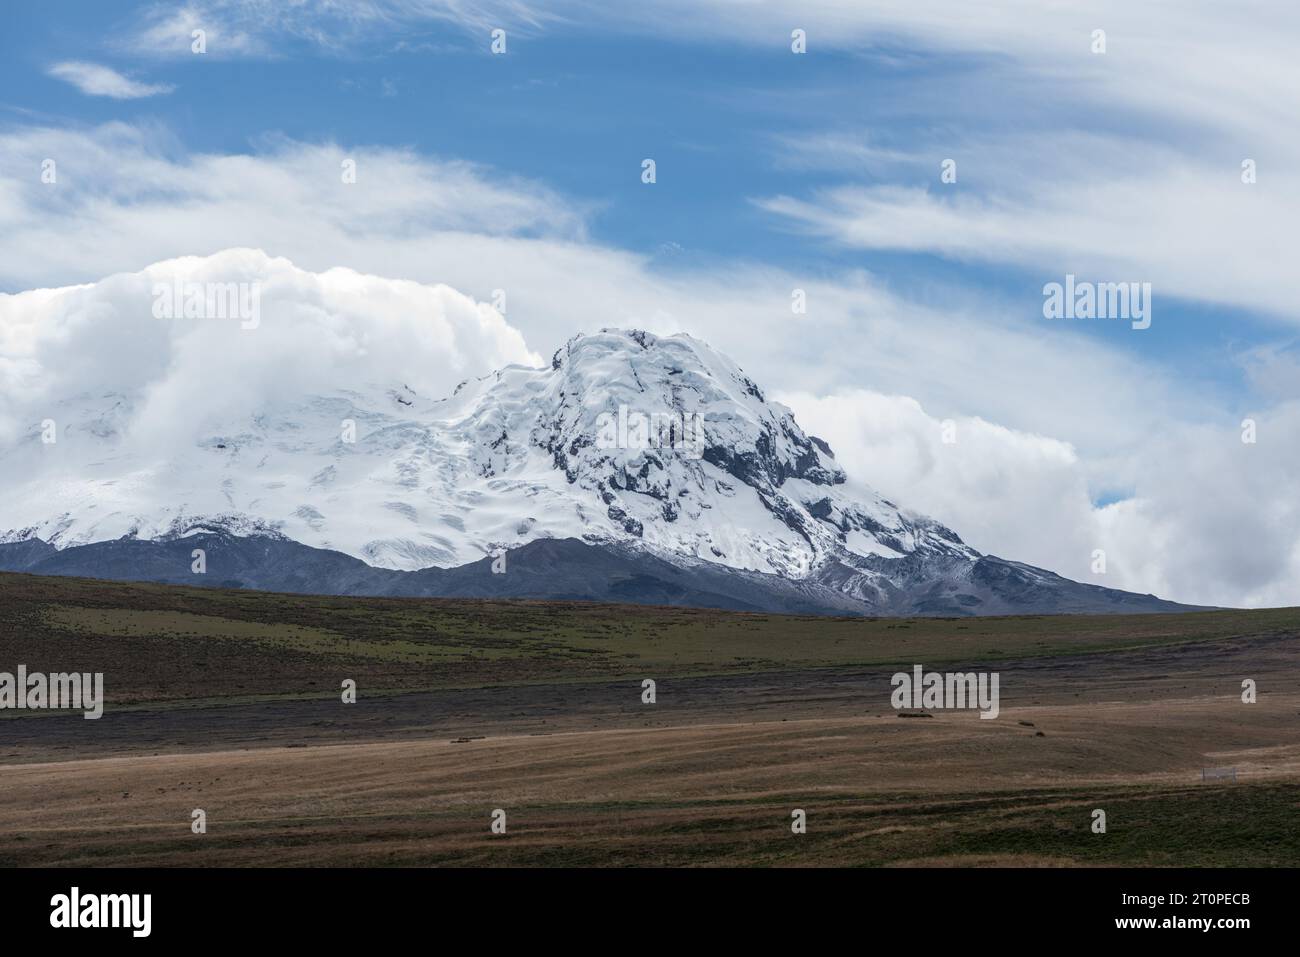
4, 571, 1300, 704
2, 571, 1298, 867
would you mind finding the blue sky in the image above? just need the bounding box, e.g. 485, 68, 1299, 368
2, 1, 1299, 605
3, 0, 1284, 404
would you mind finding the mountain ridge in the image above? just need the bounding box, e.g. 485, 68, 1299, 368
0, 532, 1199, 616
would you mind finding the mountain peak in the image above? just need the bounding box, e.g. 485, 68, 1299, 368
4, 306, 969, 583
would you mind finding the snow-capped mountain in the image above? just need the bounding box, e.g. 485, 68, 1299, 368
2, 327, 964, 568
0, 308, 1190, 614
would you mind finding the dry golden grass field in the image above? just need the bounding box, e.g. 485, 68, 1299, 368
2, 572, 1298, 866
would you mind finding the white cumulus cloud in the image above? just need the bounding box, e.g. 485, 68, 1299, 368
781, 389, 1300, 608
0, 248, 538, 447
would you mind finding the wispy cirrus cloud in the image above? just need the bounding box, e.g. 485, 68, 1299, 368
755, 136, 1298, 320
46, 61, 174, 99
106, 1, 1300, 324
719, 1, 1300, 325
123, 0, 556, 57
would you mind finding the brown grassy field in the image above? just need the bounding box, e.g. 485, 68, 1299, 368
4, 570, 1299, 704
2, 571, 1298, 867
